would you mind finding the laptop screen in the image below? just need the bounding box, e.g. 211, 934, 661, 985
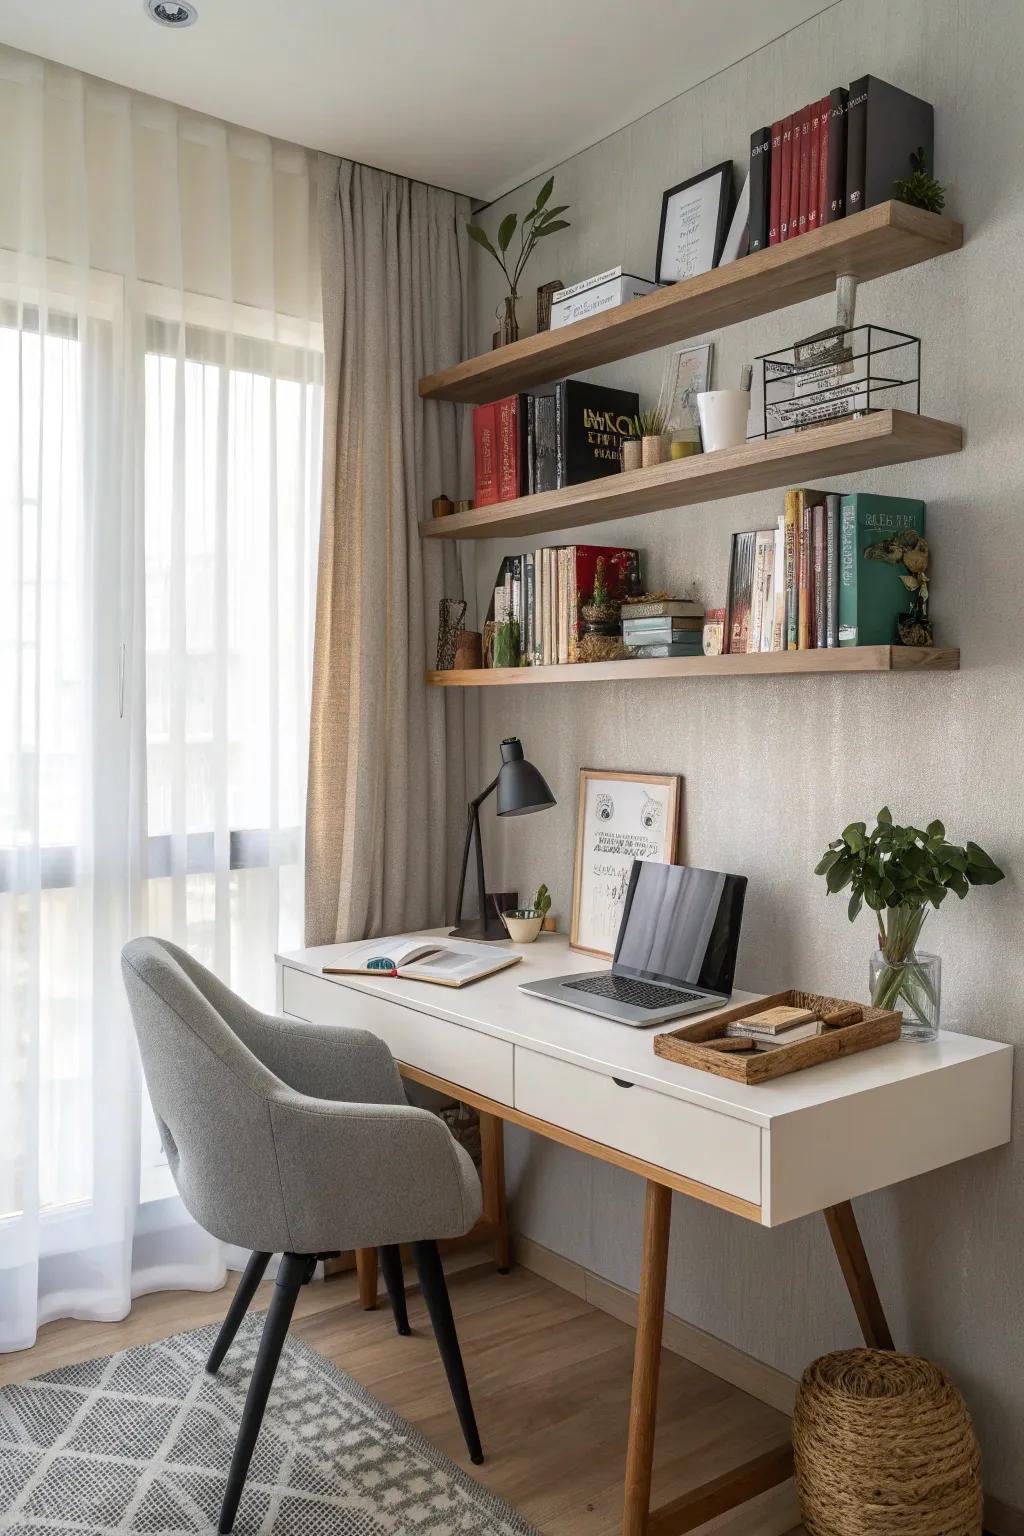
612, 860, 747, 995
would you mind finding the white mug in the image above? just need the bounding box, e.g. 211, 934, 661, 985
696, 389, 751, 452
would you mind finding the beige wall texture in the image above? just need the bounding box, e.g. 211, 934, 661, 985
464, 0, 1024, 1508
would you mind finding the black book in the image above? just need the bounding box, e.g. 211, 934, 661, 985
845, 75, 934, 217
533, 393, 558, 492
554, 378, 640, 488
824, 86, 849, 223
749, 125, 772, 252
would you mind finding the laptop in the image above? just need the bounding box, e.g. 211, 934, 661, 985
520, 859, 747, 1027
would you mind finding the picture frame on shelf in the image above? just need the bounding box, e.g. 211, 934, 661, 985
656, 342, 714, 446
655, 162, 734, 284
570, 769, 682, 958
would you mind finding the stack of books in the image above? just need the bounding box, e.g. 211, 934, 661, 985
622, 599, 704, 658
473, 379, 639, 505
488, 544, 641, 666
747, 75, 934, 252
726, 489, 927, 653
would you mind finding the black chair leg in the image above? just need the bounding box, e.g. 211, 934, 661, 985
411, 1239, 483, 1465
206, 1251, 272, 1375
218, 1252, 312, 1534
379, 1244, 411, 1336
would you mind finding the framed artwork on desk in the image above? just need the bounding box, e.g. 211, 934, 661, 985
570, 769, 682, 959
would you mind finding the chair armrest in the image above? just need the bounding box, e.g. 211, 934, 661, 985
231, 1011, 406, 1106
267, 1092, 482, 1253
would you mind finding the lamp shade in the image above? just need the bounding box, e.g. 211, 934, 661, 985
496, 737, 555, 817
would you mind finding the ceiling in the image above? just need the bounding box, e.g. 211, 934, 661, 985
0, 0, 835, 201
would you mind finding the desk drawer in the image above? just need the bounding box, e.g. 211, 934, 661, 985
514, 1047, 761, 1205
279, 966, 514, 1105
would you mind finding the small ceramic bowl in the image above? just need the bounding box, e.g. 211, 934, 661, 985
500, 909, 544, 943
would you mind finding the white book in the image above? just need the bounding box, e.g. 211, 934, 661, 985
322, 936, 521, 989
757, 530, 776, 653
749, 529, 774, 655
533, 548, 543, 664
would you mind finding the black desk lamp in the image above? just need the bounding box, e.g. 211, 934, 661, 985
450, 736, 555, 941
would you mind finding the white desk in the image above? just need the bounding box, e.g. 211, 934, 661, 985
276, 931, 1012, 1536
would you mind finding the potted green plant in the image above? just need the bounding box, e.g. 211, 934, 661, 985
635, 406, 668, 467
815, 808, 1004, 1039
467, 178, 571, 346
533, 882, 554, 931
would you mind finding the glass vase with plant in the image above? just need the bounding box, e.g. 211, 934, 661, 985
815, 808, 1004, 1040
467, 178, 570, 345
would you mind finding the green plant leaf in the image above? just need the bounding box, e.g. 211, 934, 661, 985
842, 821, 867, 851
497, 212, 518, 252
948, 870, 970, 898
965, 842, 1005, 884
826, 856, 855, 893
537, 204, 570, 224
534, 176, 554, 212
877, 806, 892, 824
864, 885, 884, 911
535, 219, 570, 237
848, 890, 863, 923
467, 224, 499, 260
815, 849, 843, 876
926, 819, 945, 839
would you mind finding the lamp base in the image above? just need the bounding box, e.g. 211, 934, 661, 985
448, 916, 510, 943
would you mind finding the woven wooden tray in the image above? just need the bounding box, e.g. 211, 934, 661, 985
653, 989, 902, 1084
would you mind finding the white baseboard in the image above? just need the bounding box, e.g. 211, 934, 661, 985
514, 1235, 1021, 1536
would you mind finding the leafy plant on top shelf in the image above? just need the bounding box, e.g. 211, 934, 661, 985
893, 147, 946, 214
467, 178, 571, 343
532, 883, 552, 920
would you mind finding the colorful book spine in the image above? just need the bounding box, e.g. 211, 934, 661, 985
787, 107, 804, 241
497, 395, 518, 501
473, 402, 498, 506
798, 494, 812, 649
816, 96, 831, 226
772, 516, 786, 651
768, 120, 783, 245
784, 491, 799, 648
797, 104, 812, 236
839, 492, 926, 645
825, 494, 840, 647
807, 102, 821, 233
780, 115, 794, 239
727, 530, 757, 654
813, 500, 827, 648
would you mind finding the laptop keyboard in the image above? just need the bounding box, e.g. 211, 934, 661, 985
564, 974, 704, 1011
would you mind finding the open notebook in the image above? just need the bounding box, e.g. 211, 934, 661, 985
322, 937, 521, 989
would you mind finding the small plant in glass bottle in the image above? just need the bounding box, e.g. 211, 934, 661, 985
815, 808, 1004, 1040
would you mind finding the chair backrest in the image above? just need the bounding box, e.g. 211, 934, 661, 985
121, 936, 292, 1250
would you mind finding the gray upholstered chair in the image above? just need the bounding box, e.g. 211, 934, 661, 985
121, 936, 483, 1535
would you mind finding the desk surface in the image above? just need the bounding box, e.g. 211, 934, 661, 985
277, 930, 1010, 1134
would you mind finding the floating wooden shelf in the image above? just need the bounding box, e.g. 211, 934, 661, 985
419, 411, 961, 541
420, 202, 962, 404
426, 647, 960, 687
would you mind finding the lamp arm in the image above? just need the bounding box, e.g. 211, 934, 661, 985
454, 777, 499, 925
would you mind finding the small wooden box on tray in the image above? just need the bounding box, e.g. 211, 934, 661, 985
653, 989, 902, 1084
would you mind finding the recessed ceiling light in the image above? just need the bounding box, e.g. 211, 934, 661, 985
145, 0, 198, 26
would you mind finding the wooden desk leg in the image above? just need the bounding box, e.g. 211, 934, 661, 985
355, 1247, 379, 1310
479, 1110, 512, 1273
623, 1180, 672, 1536
824, 1199, 894, 1350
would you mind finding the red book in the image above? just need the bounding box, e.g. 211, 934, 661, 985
807, 105, 821, 232
797, 105, 812, 236
496, 395, 519, 501
473, 402, 498, 506
566, 545, 640, 662
768, 120, 783, 245
779, 115, 794, 238
817, 96, 832, 224
787, 108, 803, 240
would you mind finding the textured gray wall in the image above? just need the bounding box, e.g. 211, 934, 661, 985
464, 0, 1024, 1507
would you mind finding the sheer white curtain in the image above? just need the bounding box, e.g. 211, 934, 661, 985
0, 46, 322, 1350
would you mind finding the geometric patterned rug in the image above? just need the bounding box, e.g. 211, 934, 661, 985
0, 1315, 538, 1534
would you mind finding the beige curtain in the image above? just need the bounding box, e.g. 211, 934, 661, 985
306, 156, 473, 944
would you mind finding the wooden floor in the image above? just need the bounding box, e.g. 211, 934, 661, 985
0, 1256, 801, 1536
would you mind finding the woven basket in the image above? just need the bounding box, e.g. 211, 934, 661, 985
793, 1349, 982, 1536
